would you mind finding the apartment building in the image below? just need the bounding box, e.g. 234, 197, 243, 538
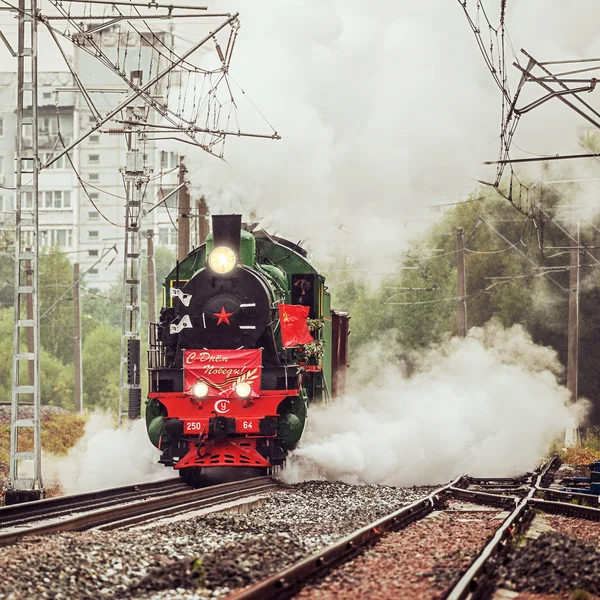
0, 27, 186, 291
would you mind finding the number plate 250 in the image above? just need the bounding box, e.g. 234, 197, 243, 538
183, 420, 205, 434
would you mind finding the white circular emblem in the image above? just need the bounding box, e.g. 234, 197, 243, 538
214, 399, 231, 414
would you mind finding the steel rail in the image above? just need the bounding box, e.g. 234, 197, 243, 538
229, 463, 589, 600
94, 480, 277, 531
447, 459, 600, 600
0, 477, 185, 520
448, 487, 521, 509
534, 455, 600, 507
0, 477, 280, 546
537, 487, 600, 506
529, 497, 600, 520
446, 490, 535, 600
227, 477, 466, 600
0, 479, 190, 528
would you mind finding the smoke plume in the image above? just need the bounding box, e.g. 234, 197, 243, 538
179, 1, 600, 261
47, 414, 171, 495
282, 320, 585, 486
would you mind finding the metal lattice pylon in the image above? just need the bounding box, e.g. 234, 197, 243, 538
118, 107, 148, 425
10, 0, 43, 495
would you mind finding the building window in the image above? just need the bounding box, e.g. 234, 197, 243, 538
89, 173, 99, 182
88, 249, 99, 257
43, 92, 52, 100
0, 117, 4, 137
88, 211, 99, 220
22, 191, 33, 209
89, 192, 99, 201
40, 117, 55, 134
89, 135, 99, 144
130, 69, 143, 85
41, 152, 66, 169
0, 194, 11, 214
160, 151, 179, 169
159, 186, 178, 209
158, 227, 176, 245
21, 230, 34, 247
41, 229, 72, 248
88, 115, 96, 124
42, 190, 71, 209
89, 154, 99, 164
88, 230, 99, 239
88, 268, 98, 275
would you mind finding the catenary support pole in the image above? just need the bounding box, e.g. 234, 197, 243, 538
456, 227, 467, 337
25, 258, 34, 387
73, 263, 82, 413
197, 195, 209, 245
118, 107, 147, 424
147, 230, 156, 325
566, 220, 580, 446
177, 157, 190, 262
8, 0, 44, 504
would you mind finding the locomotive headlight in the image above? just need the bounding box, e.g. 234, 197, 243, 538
191, 381, 209, 398
208, 246, 236, 274
235, 382, 252, 398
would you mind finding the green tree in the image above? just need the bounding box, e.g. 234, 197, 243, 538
82, 324, 121, 412
39, 248, 75, 364
0, 308, 74, 407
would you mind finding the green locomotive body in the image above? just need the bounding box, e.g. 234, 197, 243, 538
146, 215, 349, 481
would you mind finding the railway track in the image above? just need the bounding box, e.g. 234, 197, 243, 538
0, 476, 282, 546
227, 459, 600, 600
1, 455, 598, 599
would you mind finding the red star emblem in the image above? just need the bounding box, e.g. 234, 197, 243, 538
213, 306, 234, 326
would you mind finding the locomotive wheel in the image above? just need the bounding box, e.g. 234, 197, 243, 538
179, 467, 203, 487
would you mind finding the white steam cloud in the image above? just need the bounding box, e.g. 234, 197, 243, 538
177, 1, 600, 261
47, 414, 171, 495
282, 321, 585, 486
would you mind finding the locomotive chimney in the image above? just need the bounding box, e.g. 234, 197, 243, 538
211, 214, 242, 256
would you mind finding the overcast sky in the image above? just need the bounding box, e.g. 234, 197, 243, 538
2, 1, 600, 256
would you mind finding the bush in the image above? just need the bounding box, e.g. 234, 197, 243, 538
560, 445, 600, 466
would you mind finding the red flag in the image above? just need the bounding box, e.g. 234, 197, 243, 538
278, 304, 314, 348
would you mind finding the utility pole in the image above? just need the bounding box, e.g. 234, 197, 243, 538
147, 230, 156, 325
73, 263, 82, 413
566, 220, 580, 446
456, 227, 467, 337
177, 157, 190, 262
197, 195, 210, 245
8, 0, 43, 504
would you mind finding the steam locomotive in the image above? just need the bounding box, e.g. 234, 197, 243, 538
145, 215, 349, 484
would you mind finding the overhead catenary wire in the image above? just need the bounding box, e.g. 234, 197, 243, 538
40, 245, 119, 319
54, 105, 124, 228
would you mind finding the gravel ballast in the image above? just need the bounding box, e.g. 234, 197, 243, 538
296, 499, 505, 600
498, 532, 600, 596
496, 512, 600, 599
0, 480, 435, 600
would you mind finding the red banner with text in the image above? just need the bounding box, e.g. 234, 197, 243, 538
183, 349, 262, 398
278, 304, 314, 348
